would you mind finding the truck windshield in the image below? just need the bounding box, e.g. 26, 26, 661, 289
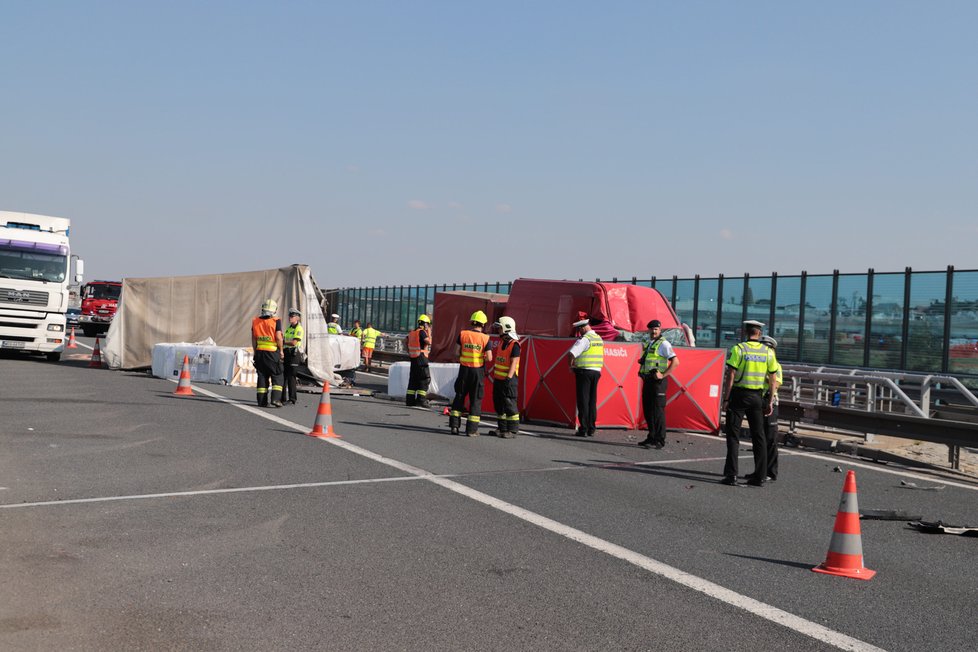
0, 242, 67, 283
85, 284, 122, 300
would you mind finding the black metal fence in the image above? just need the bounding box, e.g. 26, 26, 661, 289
328, 266, 978, 377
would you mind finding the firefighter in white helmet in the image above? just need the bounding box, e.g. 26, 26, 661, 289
449, 310, 493, 436
406, 314, 432, 408
488, 316, 521, 438
251, 299, 285, 407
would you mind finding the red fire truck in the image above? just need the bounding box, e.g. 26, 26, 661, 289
79, 280, 122, 337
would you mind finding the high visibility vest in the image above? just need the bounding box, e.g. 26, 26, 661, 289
284, 322, 304, 348
350, 327, 363, 341
327, 322, 340, 334
362, 327, 380, 349
573, 331, 604, 370
763, 364, 784, 400
728, 341, 777, 390
493, 338, 519, 379
408, 328, 429, 359
640, 337, 669, 374
252, 316, 280, 352
458, 330, 490, 368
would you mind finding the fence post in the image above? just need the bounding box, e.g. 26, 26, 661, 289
900, 268, 912, 369
742, 273, 750, 323
769, 272, 778, 340
716, 273, 725, 343
798, 272, 808, 361
863, 269, 875, 368
692, 274, 700, 336
942, 266, 954, 374
828, 270, 839, 363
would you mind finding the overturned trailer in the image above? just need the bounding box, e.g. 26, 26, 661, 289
102, 264, 341, 383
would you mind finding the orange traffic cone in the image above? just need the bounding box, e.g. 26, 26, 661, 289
66, 326, 78, 349
88, 337, 104, 369
307, 382, 341, 438
813, 470, 876, 580
174, 355, 195, 396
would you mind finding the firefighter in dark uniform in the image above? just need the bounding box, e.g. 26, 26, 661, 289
488, 316, 520, 439
252, 299, 285, 407
449, 310, 493, 436
637, 319, 679, 449
282, 308, 305, 405
721, 320, 780, 486
406, 314, 432, 408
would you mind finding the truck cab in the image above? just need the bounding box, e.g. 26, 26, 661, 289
79, 280, 122, 337
0, 211, 75, 361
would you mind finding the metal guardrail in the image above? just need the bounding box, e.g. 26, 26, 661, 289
779, 364, 978, 470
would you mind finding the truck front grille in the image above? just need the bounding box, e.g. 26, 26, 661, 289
0, 287, 49, 307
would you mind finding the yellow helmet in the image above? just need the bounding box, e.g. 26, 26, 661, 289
470, 310, 488, 325
261, 299, 278, 315
417, 314, 431, 324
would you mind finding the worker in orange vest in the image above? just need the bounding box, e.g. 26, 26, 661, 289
488, 316, 521, 438
406, 314, 432, 408
449, 310, 493, 436
251, 299, 285, 407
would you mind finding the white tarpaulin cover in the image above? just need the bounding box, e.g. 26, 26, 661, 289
324, 334, 361, 370
151, 340, 241, 385
388, 362, 461, 400
104, 264, 339, 382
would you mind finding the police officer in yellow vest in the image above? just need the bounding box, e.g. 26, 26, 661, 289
721, 320, 780, 486
567, 312, 604, 437
488, 316, 521, 439
449, 311, 493, 436
753, 334, 784, 482
327, 314, 343, 335
637, 319, 679, 449
406, 314, 432, 408
251, 299, 285, 408
282, 308, 305, 405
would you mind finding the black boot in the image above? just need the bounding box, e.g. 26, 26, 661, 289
449, 414, 461, 436
465, 420, 479, 437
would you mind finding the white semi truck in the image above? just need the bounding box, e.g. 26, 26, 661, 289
0, 211, 82, 362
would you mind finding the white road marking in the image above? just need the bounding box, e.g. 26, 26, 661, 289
183, 382, 884, 652
0, 476, 426, 509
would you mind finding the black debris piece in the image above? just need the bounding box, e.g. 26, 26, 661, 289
907, 521, 978, 537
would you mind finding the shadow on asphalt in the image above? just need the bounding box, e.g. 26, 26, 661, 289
553, 458, 727, 485
722, 553, 815, 570
361, 421, 458, 437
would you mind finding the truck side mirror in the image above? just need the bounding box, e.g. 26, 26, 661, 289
74, 259, 84, 284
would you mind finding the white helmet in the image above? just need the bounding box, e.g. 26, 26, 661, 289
496, 316, 518, 338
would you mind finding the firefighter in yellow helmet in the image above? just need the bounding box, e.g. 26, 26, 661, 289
487, 316, 521, 438
251, 299, 285, 407
449, 310, 493, 436
406, 314, 432, 408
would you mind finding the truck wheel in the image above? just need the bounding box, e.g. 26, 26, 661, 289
82, 326, 96, 337
46, 352, 62, 362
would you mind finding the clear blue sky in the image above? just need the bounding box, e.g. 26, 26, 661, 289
2, 1, 975, 288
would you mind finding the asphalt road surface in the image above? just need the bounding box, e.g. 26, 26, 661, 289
2, 341, 977, 651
